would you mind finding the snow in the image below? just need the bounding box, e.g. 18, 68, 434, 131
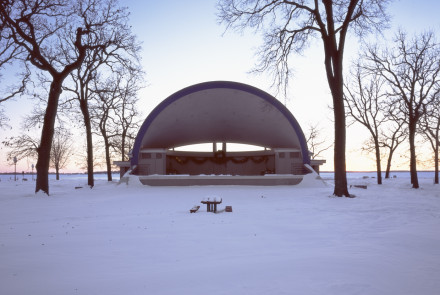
1, 173, 440, 295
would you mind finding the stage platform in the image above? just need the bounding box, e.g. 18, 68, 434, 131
135, 174, 305, 186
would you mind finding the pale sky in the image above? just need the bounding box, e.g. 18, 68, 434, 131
1, 0, 440, 173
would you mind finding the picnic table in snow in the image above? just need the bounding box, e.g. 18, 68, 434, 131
201, 197, 222, 213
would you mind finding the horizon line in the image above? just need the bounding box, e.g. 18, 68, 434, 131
0, 170, 437, 175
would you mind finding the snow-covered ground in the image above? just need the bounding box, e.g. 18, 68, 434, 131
1, 172, 439, 295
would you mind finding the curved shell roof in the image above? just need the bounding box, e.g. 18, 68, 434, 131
131, 81, 309, 165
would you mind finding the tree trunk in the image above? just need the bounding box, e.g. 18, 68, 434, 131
56, 164, 60, 180
332, 88, 349, 196
374, 138, 382, 184
35, 80, 62, 195
385, 151, 393, 179
79, 99, 94, 188
99, 113, 113, 181
324, 44, 349, 197
104, 136, 112, 181
121, 129, 127, 161
408, 121, 419, 188
435, 142, 439, 184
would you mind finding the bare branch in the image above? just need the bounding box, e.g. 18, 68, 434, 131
305, 123, 333, 159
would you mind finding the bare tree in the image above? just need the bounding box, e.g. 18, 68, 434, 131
110, 69, 143, 162
0, 0, 137, 195
305, 123, 332, 160
64, 57, 97, 187
91, 75, 119, 181
218, 0, 392, 197
3, 111, 74, 180
363, 30, 440, 188
50, 126, 73, 180
91, 79, 116, 182
0, 0, 88, 194
420, 91, 440, 184
344, 64, 386, 184
90, 66, 142, 181
62, 5, 141, 188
